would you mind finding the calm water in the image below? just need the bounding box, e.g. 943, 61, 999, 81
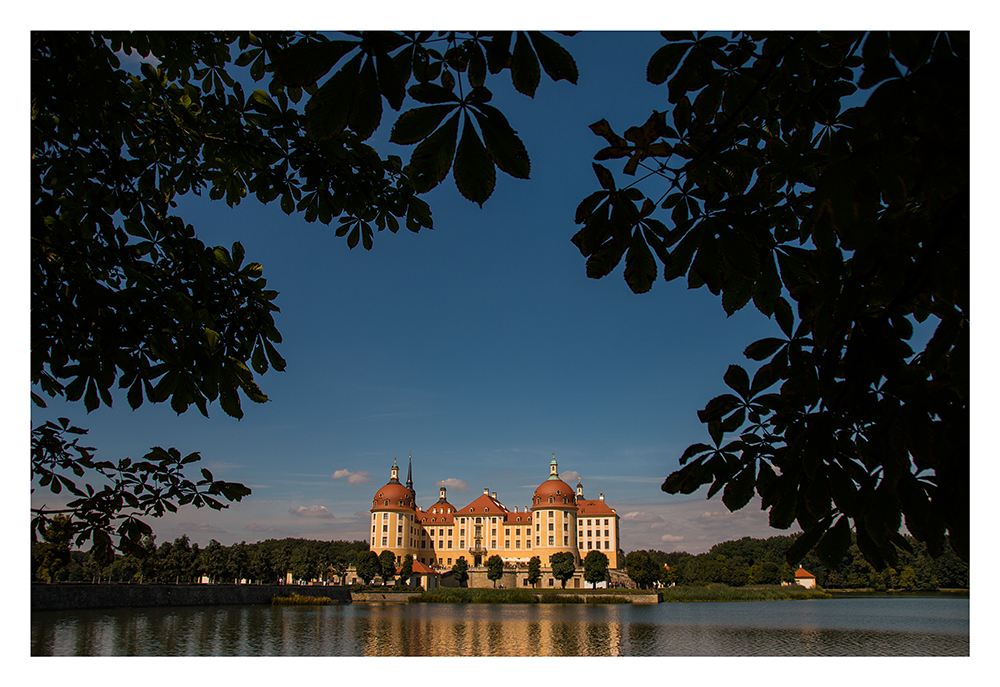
31, 596, 969, 656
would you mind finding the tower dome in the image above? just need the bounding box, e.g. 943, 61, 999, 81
531, 454, 576, 507
372, 457, 415, 511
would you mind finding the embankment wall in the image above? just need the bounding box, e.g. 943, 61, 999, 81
32, 583, 350, 612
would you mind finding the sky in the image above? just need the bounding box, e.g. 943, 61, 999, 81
8, 5, 993, 682
23, 30, 801, 556
15, 7, 993, 569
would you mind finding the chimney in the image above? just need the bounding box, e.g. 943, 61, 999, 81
483, 487, 489, 495
599, 493, 605, 501
491, 491, 497, 500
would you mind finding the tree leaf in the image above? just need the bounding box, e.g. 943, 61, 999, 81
406, 112, 460, 193
304, 52, 362, 140
723, 364, 750, 399
528, 31, 578, 84
647, 42, 692, 85
471, 106, 530, 179
348, 56, 383, 141
510, 31, 541, 97
453, 113, 496, 206
274, 39, 358, 87
390, 104, 457, 145
623, 229, 657, 294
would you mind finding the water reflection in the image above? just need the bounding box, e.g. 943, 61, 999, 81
32, 597, 968, 657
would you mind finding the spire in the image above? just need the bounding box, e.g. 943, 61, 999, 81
406, 452, 415, 498
389, 456, 400, 484
548, 452, 560, 480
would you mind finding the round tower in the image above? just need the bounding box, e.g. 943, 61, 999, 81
530, 454, 580, 565
370, 457, 419, 565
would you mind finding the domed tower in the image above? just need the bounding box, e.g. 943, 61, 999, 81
370, 457, 419, 565
530, 454, 580, 565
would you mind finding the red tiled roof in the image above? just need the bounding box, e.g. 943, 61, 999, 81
795, 566, 815, 578
399, 559, 439, 576
454, 492, 508, 516
577, 499, 616, 516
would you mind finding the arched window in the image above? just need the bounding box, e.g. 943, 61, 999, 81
384, 500, 389, 507
549, 496, 554, 504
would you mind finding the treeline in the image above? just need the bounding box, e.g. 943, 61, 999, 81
32, 531, 369, 585
625, 533, 969, 591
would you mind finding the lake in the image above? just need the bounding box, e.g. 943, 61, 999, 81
31, 595, 968, 656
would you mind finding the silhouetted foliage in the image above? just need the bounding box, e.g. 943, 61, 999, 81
571, 32, 968, 571
549, 551, 576, 588
33, 31, 968, 575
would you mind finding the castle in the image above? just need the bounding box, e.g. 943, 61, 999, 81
369, 455, 622, 572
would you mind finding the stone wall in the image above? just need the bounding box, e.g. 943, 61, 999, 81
31, 583, 351, 612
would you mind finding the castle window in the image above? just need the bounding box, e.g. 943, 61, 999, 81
384, 500, 389, 507
548, 497, 553, 504
484, 507, 489, 513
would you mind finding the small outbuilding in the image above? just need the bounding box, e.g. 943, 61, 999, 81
398, 559, 441, 590
793, 566, 817, 589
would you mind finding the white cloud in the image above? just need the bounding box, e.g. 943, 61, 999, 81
288, 505, 334, 519
560, 470, 582, 484
438, 478, 468, 492
660, 534, 685, 542
622, 511, 666, 525
332, 469, 373, 484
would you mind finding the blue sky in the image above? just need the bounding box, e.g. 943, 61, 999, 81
21, 17, 989, 562
26, 31, 792, 555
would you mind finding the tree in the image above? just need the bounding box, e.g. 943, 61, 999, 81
583, 550, 609, 588
451, 556, 470, 587
354, 550, 380, 585
34, 515, 74, 583
568, 32, 968, 572
34, 31, 967, 574
549, 552, 576, 589
624, 551, 660, 589
399, 554, 414, 586
486, 555, 504, 588
377, 550, 397, 585
31, 29, 575, 560
527, 556, 542, 588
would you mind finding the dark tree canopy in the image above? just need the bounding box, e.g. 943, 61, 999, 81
583, 550, 609, 588
451, 556, 470, 587
32, 31, 968, 573
354, 550, 381, 585
30, 30, 574, 559
549, 551, 576, 588
527, 556, 542, 587
624, 550, 661, 589
568, 31, 968, 570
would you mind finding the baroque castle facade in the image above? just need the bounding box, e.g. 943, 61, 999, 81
369, 455, 622, 570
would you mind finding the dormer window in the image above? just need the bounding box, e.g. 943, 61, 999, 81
384, 500, 389, 507
484, 507, 489, 513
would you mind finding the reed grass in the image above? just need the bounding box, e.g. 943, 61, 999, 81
659, 584, 831, 602
271, 592, 332, 605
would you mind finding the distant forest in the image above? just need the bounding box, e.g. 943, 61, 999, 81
32, 535, 369, 585
33, 531, 967, 591
636, 533, 969, 591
